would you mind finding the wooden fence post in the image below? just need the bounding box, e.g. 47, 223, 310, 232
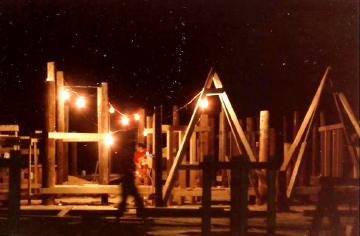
201, 156, 212, 236
137, 108, 145, 144
154, 106, 163, 207
56, 71, 64, 184
259, 111, 270, 200
268, 128, 276, 235
312, 119, 319, 176
64, 102, 69, 180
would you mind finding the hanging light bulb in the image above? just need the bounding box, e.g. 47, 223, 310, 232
121, 116, 129, 125
109, 107, 115, 114
61, 89, 70, 100
104, 134, 114, 146
200, 99, 208, 109
143, 131, 148, 137
134, 113, 140, 121
76, 97, 85, 108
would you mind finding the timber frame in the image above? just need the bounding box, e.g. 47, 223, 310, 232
163, 68, 266, 203
280, 66, 360, 199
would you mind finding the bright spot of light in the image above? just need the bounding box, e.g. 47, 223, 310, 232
61, 90, 70, 100
76, 97, 85, 108
109, 107, 115, 114
200, 99, 208, 109
134, 114, 140, 120
143, 131, 147, 137
121, 116, 129, 125
104, 134, 114, 146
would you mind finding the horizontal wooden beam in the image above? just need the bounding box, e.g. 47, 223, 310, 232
144, 125, 210, 134
48, 132, 107, 142
172, 187, 255, 198
0, 148, 39, 155
204, 88, 225, 96
318, 123, 343, 132
40, 185, 153, 195
0, 125, 19, 132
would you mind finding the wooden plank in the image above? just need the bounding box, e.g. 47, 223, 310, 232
0, 125, 19, 132
163, 68, 215, 203
281, 67, 331, 171
311, 121, 319, 176
204, 88, 225, 96
56, 71, 65, 185
338, 92, 360, 137
137, 108, 146, 144
201, 157, 212, 236
146, 116, 153, 153
259, 111, 270, 200
318, 123, 343, 132
189, 133, 197, 204
287, 142, 307, 199
98, 83, 109, 185
154, 106, 163, 206
178, 131, 186, 203
49, 132, 107, 142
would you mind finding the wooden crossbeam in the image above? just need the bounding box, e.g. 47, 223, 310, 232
0, 125, 19, 132
281, 67, 331, 171
204, 88, 225, 96
48, 132, 107, 142
318, 123, 343, 132
144, 125, 210, 134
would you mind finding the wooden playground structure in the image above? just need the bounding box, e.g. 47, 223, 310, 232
0, 63, 359, 235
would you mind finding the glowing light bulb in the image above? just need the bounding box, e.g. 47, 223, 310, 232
143, 131, 147, 137
61, 90, 70, 100
121, 116, 129, 125
200, 99, 208, 109
134, 114, 140, 120
109, 107, 115, 114
76, 97, 85, 108
104, 134, 114, 146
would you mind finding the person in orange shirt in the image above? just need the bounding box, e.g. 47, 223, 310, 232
134, 143, 149, 185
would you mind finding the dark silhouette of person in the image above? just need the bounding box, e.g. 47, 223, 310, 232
117, 142, 144, 218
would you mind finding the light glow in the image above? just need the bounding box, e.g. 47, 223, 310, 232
104, 134, 114, 146
121, 116, 129, 125
76, 97, 85, 108
200, 99, 208, 109
134, 114, 140, 120
61, 90, 70, 100
109, 107, 115, 114
143, 131, 147, 137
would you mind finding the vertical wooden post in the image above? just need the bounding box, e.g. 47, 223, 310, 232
44, 61, 56, 205
259, 111, 270, 200
312, 120, 319, 176
199, 115, 209, 187
189, 133, 197, 204
284, 143, 291, 186
219, 107, 228, 186
178, 131, 186, 204
34, 141, 38, 185
146, 116, 153, 152
64, 102, 69, 179
282, 115, 288, 143
246, 117, 256, 160
154, 106, 163, 207
201, 156, 212, 236
9, 151, 21, 234
268, 128, 276, 236
320, 112, 331, 176
56, 71, 64, 184
98, 83, 109, 204
28, 143, 32, 204
230, 156, 240, 235
166, 128, 174, 204
239, 158, 249, 236
137, 108, 146, 144
332, 129, 343, 177
70, 141, 77, 176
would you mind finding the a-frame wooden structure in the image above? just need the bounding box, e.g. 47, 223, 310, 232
163, 68, 265, 203
280, 66, 360, 199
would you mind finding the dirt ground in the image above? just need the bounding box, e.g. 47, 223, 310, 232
0, 195, 357, 236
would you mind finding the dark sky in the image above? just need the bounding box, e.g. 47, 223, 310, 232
0, 0, 359, 135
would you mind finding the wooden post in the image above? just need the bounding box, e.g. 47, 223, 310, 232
9, 151, 21, 234
283, 115, 288, 143
246, 117, 256, 157
98, 83, 109, 204
284, 143, 291, 186
70, 141, 77, 176
239, 157, 249, 236
332, 129, 343, 177
199, 114, 209, 187
44, 62, 56, 205
154, 106, 163, 206
34, 141, 38, 185
56, 71, 65, 184
137, 108, 146, 144
268, 128, 276, 236
146, 116, 153, 152
201, 156, 212, 236
230, 156, 240, 235
64, 102, 69, 180
189, 133, 197, 204
259, 111, 270, 200
219, 107, 228, 186
178, 131, 186, 204
312, 120, 319, 176
320, 112, 331, 176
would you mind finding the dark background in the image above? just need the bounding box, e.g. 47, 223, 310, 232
0, 0, 358, 173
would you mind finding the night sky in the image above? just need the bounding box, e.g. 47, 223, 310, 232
0, 1, 359, 136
